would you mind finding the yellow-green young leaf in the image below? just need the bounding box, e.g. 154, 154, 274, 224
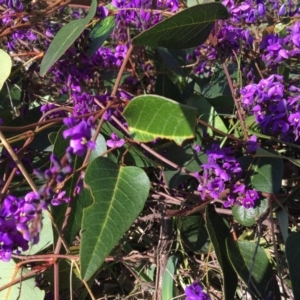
0, 260, 45, 300
80, 157, 150, 281
39, 0, 97, 76
132, 2, 228, 49
123, 95, 197, 145
0, 49, 12, 91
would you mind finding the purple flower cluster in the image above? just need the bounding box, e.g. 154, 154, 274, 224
240, 74, 300, 142
63, 117, 96, 156
190, 0, 300, 75
0, 152, 74, 261
198, 144, 259, 208
260, 21, 300, 67
111, 0, 178, 41
185, 282, 210, 300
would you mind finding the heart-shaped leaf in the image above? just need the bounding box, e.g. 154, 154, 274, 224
40, 0, 97, 76
132, 2, 228, 49
80, 157, 150, 280
123, 95, 197, 145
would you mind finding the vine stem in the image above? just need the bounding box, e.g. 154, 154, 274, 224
222, 62, 248, 140
111, 44, 134, 98
0, 131, 38, 193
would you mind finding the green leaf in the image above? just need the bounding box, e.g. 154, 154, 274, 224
180, 214, 210, 253
86, 16, 115, 57
0, 260, 45, 300
39, 0, 97, 76
187, 0, 215, 8
155, 73, 182, 103
187, 93, 228, 136
101, 122, 158, 167
0, 49, 12, 91
286, 232, 300, 300
232, 198, 269, 227
238, 156, 284, 193
51, 126, 105, 245
205, 209, 237, 299
226, 240, 280, 299
162, 256, 178, 300
132, 3, 228, 49
80, 157, 150, 280
123, 95, 197, 145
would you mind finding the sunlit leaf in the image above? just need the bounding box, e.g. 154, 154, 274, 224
123, 95, 197, 145
80, 157, 150, 280
86, 16, 115, 57
0, 260, 45, 300
132, 3, 228, 49
0, 49, 12, 91
226, 240, 280, 299
40, 0, 97, 76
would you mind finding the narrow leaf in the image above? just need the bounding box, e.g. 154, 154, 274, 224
226, 240, 280, 299
286, 232, 300, 300
87, 16, 115, 57
132, 3, 228, 49
0, 49, 12, 91
162, 256, 178, 300
40, 0, 97, 76
205, 208, 238, 299
123, 95, 197, 145
80, 157, 150, 280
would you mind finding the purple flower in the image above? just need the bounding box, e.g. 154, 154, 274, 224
246, 135, 258, 153
106, 133, 125, 148
63, 119, 95, 156
51, 191, 70, 206
185, 282, 210, 300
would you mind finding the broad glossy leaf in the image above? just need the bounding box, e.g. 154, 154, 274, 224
180, 214, 210, 253
238, 156, 284, 193
286, 232, 300, 300
39, 0, 97, 76
226, 240, 280, 299
123, 95, 197, 145
86, 16, 115, 57
0, 49, 12, 91
232, 198, 269, 227
80, 157, 150, 280
132, 3, 228, 49
51, 126, 105, 245
0, 260, 45, 299
205, 209, 237, 299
